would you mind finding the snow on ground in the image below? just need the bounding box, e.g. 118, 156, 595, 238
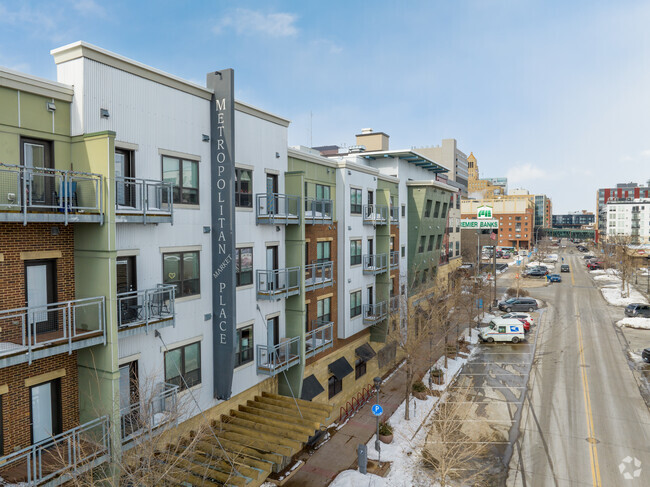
628, 350, 646, 364
331, 329, 479, 487
601, 285, 648, 307
594, 274, 621, 282
616, 317, 650, 330
474, 312, 498, 324
526, 261, 554, 270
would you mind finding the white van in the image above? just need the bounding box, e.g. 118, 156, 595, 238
479, 318, 526, 344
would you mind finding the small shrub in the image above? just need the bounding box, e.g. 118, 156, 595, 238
379, 421, 393, 436
505, 287, 529, 297
412, 380, 427, 393
430, 368, 443, 377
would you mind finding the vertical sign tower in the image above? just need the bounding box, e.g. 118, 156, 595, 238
207, 70, 236, 400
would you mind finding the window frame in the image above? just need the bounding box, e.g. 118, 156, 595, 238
350, 188, 362, 214
235, 247, 253, 287
424, 199, 432, 218
355, 359, 367, 379
162, 250, 200, 298
317, 297, 332, 323
316, 241, 331, 263
328, 375, 343, 398
162, 155, 199, 205
316, 184, 331, 201
235, 168, 253, 208
235, 325, 254, 367
350, 290, 362, 318
164, 342, 201, 391
350, 239, 362, 266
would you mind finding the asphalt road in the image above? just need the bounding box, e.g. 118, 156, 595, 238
506, 249, 650, 486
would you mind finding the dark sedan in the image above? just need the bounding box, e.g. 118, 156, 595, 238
643, 348, 650, 363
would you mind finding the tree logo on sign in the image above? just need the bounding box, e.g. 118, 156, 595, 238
477, 205, 493, 219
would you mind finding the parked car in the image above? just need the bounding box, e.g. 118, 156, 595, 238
548, 274, 562, 282
498, 297, 539, 312
624, 303, 650, 318
642, 348, 650, 363
561, 264, 570, 272
501, 312, 533, 331
587, 262, 603, 270
525, 270, 547, 278
479, 318, 526, 343
583, 254, 595, 260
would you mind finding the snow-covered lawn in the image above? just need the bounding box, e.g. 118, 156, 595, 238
594, 274, 621, 282
616, 317, 650, 330
474, 312, 498, 324
600, 285, 648, 307
526, 261, 554, 270
330, 330, 480, 487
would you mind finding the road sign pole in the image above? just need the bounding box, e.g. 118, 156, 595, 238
373, 377, 382, 465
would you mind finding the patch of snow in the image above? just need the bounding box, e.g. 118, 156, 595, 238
616, 317, 650, 330
628, 351, 645, 364
330, 470, 392, 487
526, 261, 554, 270
594, 274, 621, 282
601, 285, 648, 307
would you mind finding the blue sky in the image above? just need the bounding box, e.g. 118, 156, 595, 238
1, 0, 649, 213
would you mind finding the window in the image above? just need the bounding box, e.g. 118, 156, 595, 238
515, 216, 521, 221
350, 291, 362, 318
401, 245, 405, 258
433, 201, 441, 218
355, 359, 367, 379
316, 184, 330, 200
328, 376, 342, 398
424, 199, 433, 217
163, 251, 200, 298
442, 202, 448, 217
235, 168, 252, 207
427, 236, 434, 251
317, 242, 331, 262
402, 204, 406, 217
350, 240, 362, 266
390, 236, 395, 251
436, 234, 442, 249
422, 269, 428, 283
456, 241, 460, 255
418, 236, 426, 253
235, 247, 253, 287
236, 325, 253, 366
162, 156, 199, 204
350, 188, 362, 214
317, 297, 331, 322
165, 342, 201, 390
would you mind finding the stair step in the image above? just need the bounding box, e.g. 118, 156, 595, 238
166, 465, 222, 487
241, 403, 321, 430
250, 398, 325, 424
218, 422, 302, 453
218, 430, 294, 458
196, 440, 274, 473
223, 416, 308, 443
169, 454, 249, 486
190, 450, 262, 482
254, 395, 328, 420
262, 392, 333, 415
231, 409, 315, 437
210, 437, 285, 468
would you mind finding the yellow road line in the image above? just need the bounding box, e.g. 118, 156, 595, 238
576, 312, 602, 487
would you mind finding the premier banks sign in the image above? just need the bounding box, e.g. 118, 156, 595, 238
461, 205, 498, 228
207, 70, 236, 400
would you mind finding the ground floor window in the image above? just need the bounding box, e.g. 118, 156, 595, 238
355, 359, 367, 379
328, 376, 343, 398
165, 342, 201, 390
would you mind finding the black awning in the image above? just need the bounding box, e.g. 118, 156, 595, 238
355, 343, 377, 362
328, 357, 353, 380
300, 374, 325, 401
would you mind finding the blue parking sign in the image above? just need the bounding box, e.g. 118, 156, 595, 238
372, 404, 383, 416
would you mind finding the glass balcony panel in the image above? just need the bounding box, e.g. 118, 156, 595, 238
256, 336, 301, 375
121, 383, 179, 448
363, 204, 389, 225
304, 197, 333, 224
117, 285, 175, 334
256, 193, 301, 225
115, 176, 173, 223
304, 261, 334, 291
363, 302, 388, 325
305, 320, 334, 359
256, 267, 301, 300
363, 253, 388, 274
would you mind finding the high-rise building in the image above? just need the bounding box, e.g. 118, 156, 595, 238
413, 139, 469, 196
465, 152, 507, 198
601, 199, 650, 244
596, 182, 650, 235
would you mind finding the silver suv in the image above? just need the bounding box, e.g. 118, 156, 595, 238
498, 297, 538, 312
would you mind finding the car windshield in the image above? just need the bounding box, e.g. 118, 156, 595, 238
488, 321, 496, 329
505, 298, 516, 303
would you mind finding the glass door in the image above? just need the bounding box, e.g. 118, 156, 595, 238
26, 260, 56, 335
266, 174, 278, 215
115, 149, 135, 207
30, 380, 61, 444
21, 138, 53, 207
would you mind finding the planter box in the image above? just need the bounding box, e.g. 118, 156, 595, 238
379, 433, 393, 444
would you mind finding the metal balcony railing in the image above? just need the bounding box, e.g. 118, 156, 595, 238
363, 253, 388, 275
115, 176, 173, 224
117, 285, 175, 334
256, 336, 301, 375
304, 261, 334, 291
305, 320, 334, 359
0, 297, 106, 366
0, 416, 110, 486
0, 163, 103, 225
256, 193, 301, 225
363, 204, 389, 225
363, 302, 388, 325
390, 251, 399, 269
121, 383, 179, 448
304, 197, 333, 224
390, 206, 400, 224
256, 267, 301, 300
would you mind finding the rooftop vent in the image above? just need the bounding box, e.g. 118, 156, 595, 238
349, 145, 366, 153
361, 128, 373, 134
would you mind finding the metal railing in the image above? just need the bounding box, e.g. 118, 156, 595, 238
304, 261, 334, 291
0, 163, 103, 225
117, 285, 175, 333
390, 206, 399, 224
0, 297, 105, 365
363, 301, 388, 325
256, 193, 301, 225
363, 253, 388, 274
256, 336, 301, 375
390, 251, 399, 269
115, 176, 173, 223
362, 204, 388, 225
120, 383, 179, 447
305, 320, 334, 359
256, 267, 301, 300
0, 416, 110, 486
304, 197, 333, 224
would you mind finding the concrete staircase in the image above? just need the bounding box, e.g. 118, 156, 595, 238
163, 392, 332, 486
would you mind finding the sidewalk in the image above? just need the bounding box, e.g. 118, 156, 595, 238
284, 344, 441, 487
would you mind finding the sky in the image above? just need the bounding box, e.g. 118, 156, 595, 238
1, 0, 649, 213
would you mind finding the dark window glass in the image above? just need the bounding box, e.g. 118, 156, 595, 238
425, 200, 432, 217
427, 236, 434, 251
328, 376, 343, 398
236, 326, 253, 366
433, 201, 441, 218
235, 168, 252, 207
165, 342, 201, 390
355, 359, 367, 379
350, 291, 362, 318
350, 240, 362, 265
162, 156, 199, 205
235, 247, 253, 287
163, 251, 200, 298
350, 188, 362, 214
418, 236, 426, 253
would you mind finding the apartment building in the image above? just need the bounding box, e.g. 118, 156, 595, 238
553, 211, 595, 228
461, 198, 535, 249
602, 199, 650, 244
596, 182, 650, 235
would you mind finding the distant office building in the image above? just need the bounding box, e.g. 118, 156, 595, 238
553, 212, 595, 228
414, 139, 469, 196
461, 198, 535, 250
597, 181, 650, 235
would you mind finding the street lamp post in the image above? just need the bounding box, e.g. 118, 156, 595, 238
374, 376, 382, 465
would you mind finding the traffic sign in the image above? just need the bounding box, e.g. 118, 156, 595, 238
371, 404, 383, 416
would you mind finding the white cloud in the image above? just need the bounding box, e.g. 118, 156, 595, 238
506, 163, 553, 186
213, 9, 298, 38
640, 149, 650, 158
72, 0, 106, 18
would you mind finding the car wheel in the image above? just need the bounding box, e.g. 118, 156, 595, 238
512, 336, 520, 344
486, 337, 494, 343
506, 307, 512, 312
528, 307, 535, 312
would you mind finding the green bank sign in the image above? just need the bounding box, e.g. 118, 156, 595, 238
477, 205, 493, 219
461, 219, 498, 229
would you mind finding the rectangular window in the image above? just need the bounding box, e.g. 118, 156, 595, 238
422, 269, 428, 283
401, 245, 405, 258
418, 236, 426, 253
328, 376, 343, 398
402, 204, 406, 217
235, 247, 253, 287
441, 202, 448, 217
316, 184, 331, 200
355, 359, 367, 379
165, 342, 201, 390
390, 236, 395, 251
350, 188, 362, 214
350, 240, 362, 266
162, 156, 199, 205
427, 236, 434, 251
424, 199, 433, 217
436, 234, 442, 249
163, 251, 200, 298
235, 168, 252, 207
350, 291, 362, 318
236, 326, 253, 366
317, 297, 331, 322
433, 201, 441, 218
317, 241, 331, 262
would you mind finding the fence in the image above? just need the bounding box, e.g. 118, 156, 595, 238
117, 285, 175, 332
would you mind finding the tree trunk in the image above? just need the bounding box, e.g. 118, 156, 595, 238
444, 334, 448, 369
405, 362, 412, 420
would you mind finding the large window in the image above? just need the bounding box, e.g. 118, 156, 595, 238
163, 251, 200, 298
328, 376, 342, 398
355, 359, 367, 379
427, 236, 434, 251
235, 247, 253, 287
236, 326, 253, 367
316, 184, 331, 200
317, 242, 331, 263
235, 168, 252, 207
350, 188, 362, 214
424, 200, 432, 218
418, 236, 426, 253
317, 297, 331, 323
433, 201, 441, 218
350, 291, 362, 318
165, 342, 201, 390
350, 240, 362, 266
162, 156, 199, 205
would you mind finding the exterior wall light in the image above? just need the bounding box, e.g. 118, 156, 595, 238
100, 108, 110, 118
46, 102, 56, 112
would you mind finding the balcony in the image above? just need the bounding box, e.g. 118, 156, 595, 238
117, 285, 175, 337
304, 261, 334, 292
390, 206, 399, 225
256, 193, 300, 225
256, 267, 301, 300
0, 297, 106, 368
256, 336, 301, 375
363, 302, 388, 325
305, 320, 334, 359
0, 416, 110, 486
363, 253, 388, 275
304, 197, 333, 224
121, 383, 179, 450
390, 251, 399, 269
0, 163, 103, 225
363, 204, 389, 225
114, 177, 173, 224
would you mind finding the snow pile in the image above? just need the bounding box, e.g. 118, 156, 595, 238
601, 285, 648, 307
628, 351, 645, 364
526, 261, 554, 270
474, 312, 498, 324
594, 274, 621, 282
616, 317, 650, 330
330, 470, 391, 487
